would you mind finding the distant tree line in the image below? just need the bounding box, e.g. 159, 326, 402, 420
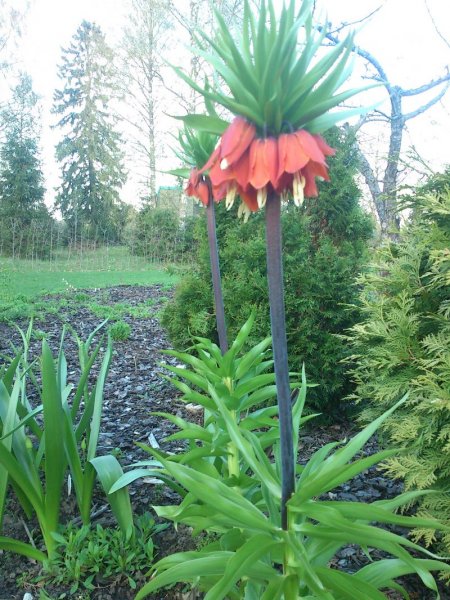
1, 1, 449, 259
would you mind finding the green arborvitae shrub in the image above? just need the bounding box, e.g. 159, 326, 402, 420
162, 128, 373, 417
344, 171, 450, 551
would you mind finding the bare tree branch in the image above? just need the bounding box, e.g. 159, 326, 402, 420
404, 80, 450, 120
401, 71, 450, 96
324, 30, 390, 87
424, 0, 450, 50
326, 6, 383, 36
325, 14, 450, 238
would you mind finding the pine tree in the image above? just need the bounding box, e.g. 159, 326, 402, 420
53, 21, 126, 242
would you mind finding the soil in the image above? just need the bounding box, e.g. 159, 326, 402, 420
0, 285, 448, 600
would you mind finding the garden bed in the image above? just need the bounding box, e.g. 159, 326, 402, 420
0, 285, 445, 599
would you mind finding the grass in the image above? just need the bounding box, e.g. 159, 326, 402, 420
0, 246, 180, 322
0, 247, 178, 299
3, 245, 158, 273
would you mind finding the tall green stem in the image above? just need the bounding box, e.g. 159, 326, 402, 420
206, 184, 228, 355
265, 192, 294, 530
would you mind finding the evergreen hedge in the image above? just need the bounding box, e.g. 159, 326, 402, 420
344, 170, 450, 551
162, 128, 373, 417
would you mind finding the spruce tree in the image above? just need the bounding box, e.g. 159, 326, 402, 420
53, 21, 126, 242
0, 72, 45, 222
0, 73, 50, 257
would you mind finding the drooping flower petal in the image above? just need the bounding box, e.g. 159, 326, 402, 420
313, 134, 336, 157
219, 117, 256, 169
248, 137, 278, 190
199, 146, 220, 174
239, 186, 259, 212
303, 160, 330, 197
295, 130, 326, 164
277, 133, 310, 180
197, 181, 210, 206
208, 145, 251, 191
185, 168, 210, 206
275, 170, 294, 195
212, 181, 228, 202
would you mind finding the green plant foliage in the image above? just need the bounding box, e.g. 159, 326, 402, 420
344, 175, 450, 552
42, 513, 165, 593
162, 128, 373, 417
123, 326, 450, 599
172, 0, 371, 136
130, 206, 196, 262
108, 320, 131, 342
0, 322, 134, 560
111, 314, 309, 500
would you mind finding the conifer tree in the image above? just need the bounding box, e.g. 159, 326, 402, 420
53, 21, 126, 242
0, 73, 45, 219
0, 73, 50, 257
345, 170, 450, 551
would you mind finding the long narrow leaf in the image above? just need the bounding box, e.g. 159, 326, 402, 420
0, 536, 47, 562
41, 340, 65, 535
91, 454, 134, 540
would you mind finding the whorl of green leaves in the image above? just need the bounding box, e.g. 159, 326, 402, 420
172, 0, 370, 136
166, 126, 220, 179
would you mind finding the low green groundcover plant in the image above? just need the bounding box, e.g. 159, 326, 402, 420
109, 320, 132, 341
39, 513, 165, 593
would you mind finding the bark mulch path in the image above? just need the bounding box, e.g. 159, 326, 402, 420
0, 285, 447, 599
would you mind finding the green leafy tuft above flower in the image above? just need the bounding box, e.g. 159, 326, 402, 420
172, 0, 369, 137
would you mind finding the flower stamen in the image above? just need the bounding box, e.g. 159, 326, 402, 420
225, 183, 237, 210
257, 187, 267, 209
293, 172, 306, 207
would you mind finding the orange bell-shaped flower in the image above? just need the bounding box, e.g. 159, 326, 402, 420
185, 169, 210, 207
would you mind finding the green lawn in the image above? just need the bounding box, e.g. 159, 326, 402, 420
2, 269, 177, 300
0, 247, 180, 320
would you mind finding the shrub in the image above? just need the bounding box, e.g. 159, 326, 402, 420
130, 206, 197, 262
344, 175, 450, 551
162, 128, 373, 417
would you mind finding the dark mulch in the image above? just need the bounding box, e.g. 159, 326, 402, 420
0, 285, 447, 599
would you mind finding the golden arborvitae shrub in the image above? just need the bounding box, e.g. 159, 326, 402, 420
345, 176, 450, 552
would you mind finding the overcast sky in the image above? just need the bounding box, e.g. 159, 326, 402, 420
12, 0, 450, 205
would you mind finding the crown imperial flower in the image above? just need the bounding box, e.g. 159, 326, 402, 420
199, 116, 336, 215
185, 168, 210, 207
